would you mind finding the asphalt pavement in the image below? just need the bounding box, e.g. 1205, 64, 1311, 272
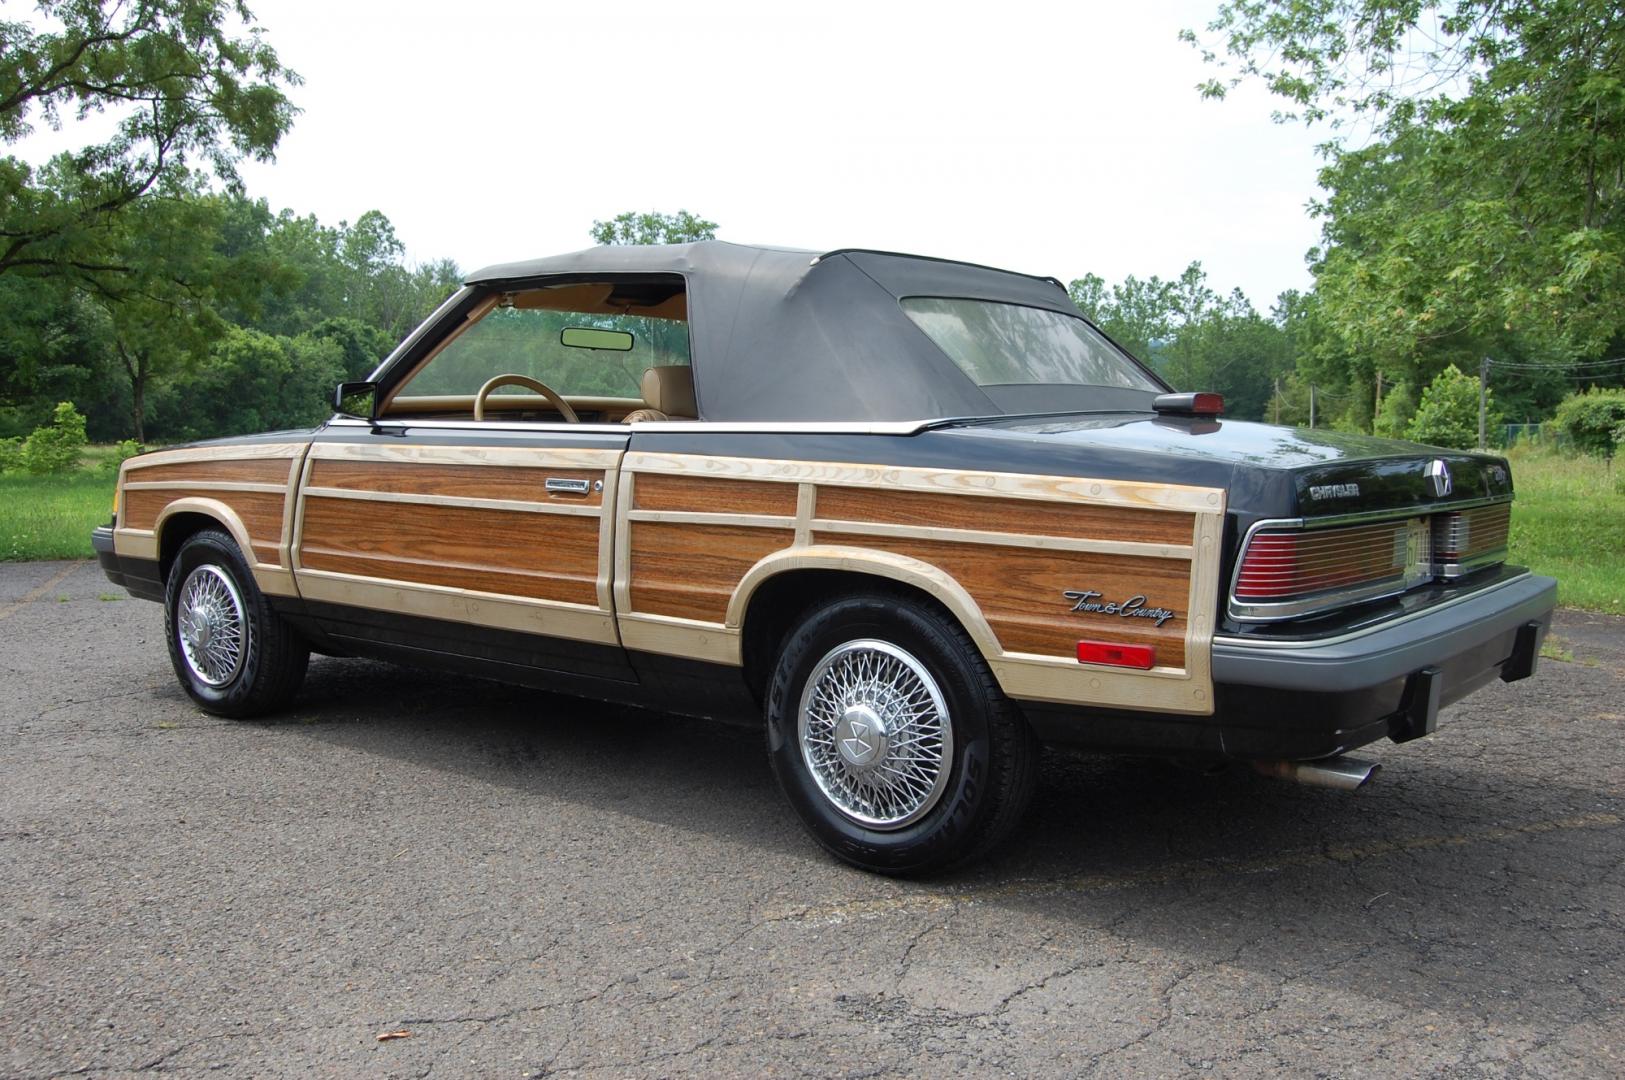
2, 559, 1622, 1078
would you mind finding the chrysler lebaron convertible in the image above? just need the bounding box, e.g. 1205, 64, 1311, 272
93, 242, 1556, 872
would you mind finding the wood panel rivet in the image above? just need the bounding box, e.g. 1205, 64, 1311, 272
1207, 493, 1220, 505
1090, 677, 1101, 689
1090, 483, 1102, 495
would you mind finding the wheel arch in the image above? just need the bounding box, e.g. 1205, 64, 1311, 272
732, 547, 1002, 704
154, 499, 256, 582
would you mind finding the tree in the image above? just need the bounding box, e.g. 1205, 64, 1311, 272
590, 210, 718, 246
0, 0, 299, 290
1190, 1, 1625, 365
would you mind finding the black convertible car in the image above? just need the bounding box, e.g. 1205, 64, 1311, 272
93, 241, 1556, 872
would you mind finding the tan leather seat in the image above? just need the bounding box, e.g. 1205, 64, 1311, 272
623, 365, 697, 423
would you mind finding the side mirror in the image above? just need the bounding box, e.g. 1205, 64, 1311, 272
334, 381, 377, 419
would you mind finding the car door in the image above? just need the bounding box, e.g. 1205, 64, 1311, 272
289, 277, 692, 685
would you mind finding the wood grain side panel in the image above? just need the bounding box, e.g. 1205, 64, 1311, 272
628, 523, 794, 621
633, 474, 798, 516
306, 460, 603, 506
820, 534, 1190, 668
815, 486, 1194, 546
125, 458, 292, 485
123, 489, 288, 567
299, 497, 600, 604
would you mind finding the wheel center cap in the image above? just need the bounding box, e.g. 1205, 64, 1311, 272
192, 617, 212, 650
835, 704, 888, 768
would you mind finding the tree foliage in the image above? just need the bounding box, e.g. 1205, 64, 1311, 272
0, 0, 299, 289
1070, 262, 1293, 421
1191, 0, 1625, 411
1551, 387, 1625, 456
1406, 364, 1492, 449
589, 210, 718, 246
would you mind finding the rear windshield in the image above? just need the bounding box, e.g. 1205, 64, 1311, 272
901, 297, 1161, 394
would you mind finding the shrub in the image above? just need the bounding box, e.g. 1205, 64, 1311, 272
0, 436, 20, 473
101, 439, 144, 474
1551, 387, 1625, 457
1406, 364, 1494, 450
17, 402, 88, 476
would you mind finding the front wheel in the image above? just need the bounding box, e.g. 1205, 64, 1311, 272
765, 592, 1037, 874
164, 528, 308, 718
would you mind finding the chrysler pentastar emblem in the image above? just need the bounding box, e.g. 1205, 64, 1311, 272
836, 705, 886, 767
1063, 590, 1178, 627
1425, 459, 1453, 498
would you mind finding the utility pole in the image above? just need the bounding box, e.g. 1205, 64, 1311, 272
1273, 378, 1280, 424
1310, 384, 1317, 428
1375, 369, 1384, 422
1478, 357, 1489, 450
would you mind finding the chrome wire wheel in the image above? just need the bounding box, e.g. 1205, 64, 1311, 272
175, 564, 249, 688
798, 639, 953, 830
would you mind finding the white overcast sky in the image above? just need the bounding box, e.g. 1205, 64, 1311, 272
30, 0, 1334, 307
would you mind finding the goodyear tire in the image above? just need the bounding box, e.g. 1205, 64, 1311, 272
164, 528, 308, 718
765, 592, 1038, 874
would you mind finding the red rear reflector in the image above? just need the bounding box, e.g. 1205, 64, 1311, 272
1076, 641, 1156, 669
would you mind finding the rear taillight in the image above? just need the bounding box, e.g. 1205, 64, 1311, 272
1232, 501, 1512, 621
1433, 504, 1511, 576
1234, 520, 1415, 603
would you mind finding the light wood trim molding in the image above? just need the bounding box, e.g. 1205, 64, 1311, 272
991, 655, 1211, 715
123, 442, 309, 471
724, 546, 1003, 657
279, 449, 309, 575
297, 569, 618, 644
617, 612, 741, 665
795, 483, 815, 546
625, 451, 1226, 514
113, 527, 157, 561
596, 469, 619, 614
612, 469, 635, 613
810, 518, 1195, 560
309, 441, 622, 470
301, 486, 603, 517
122, 480, 289, 494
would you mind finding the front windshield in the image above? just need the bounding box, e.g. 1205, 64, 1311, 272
901, 297, 1161, 394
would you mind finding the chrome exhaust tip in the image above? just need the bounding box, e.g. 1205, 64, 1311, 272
1253, 756, 1381, 792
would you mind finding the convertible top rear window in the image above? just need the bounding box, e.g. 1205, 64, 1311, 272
901, 297, 1160, 393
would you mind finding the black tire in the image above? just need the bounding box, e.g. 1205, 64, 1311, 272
163, 528, 308, 718
765, 591, 1038, 875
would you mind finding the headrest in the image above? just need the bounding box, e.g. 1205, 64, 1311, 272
640, 365, 697, 418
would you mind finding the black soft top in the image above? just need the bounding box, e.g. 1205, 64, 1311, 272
464, 241, 1151, 422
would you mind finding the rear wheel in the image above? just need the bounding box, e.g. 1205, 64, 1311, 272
765, 592, 1037, 874
164, 528, 308, 718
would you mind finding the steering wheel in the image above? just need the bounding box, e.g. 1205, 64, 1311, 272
473, 373, 580, 423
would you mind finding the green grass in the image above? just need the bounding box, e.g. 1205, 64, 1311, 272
0, 457, 117, 561
1505, 446, 1625, 615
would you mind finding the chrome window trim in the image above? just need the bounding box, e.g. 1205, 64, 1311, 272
1227, 498, 1514, 623
324, 415, 939, 436
1215, 569, 1533, 650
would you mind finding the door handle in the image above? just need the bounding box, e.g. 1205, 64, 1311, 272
545, 477, 593, 495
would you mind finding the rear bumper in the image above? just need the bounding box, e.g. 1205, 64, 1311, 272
1022, 572, 1556, 761
92, 525, 164, 602
1211, 571, 1556, 695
